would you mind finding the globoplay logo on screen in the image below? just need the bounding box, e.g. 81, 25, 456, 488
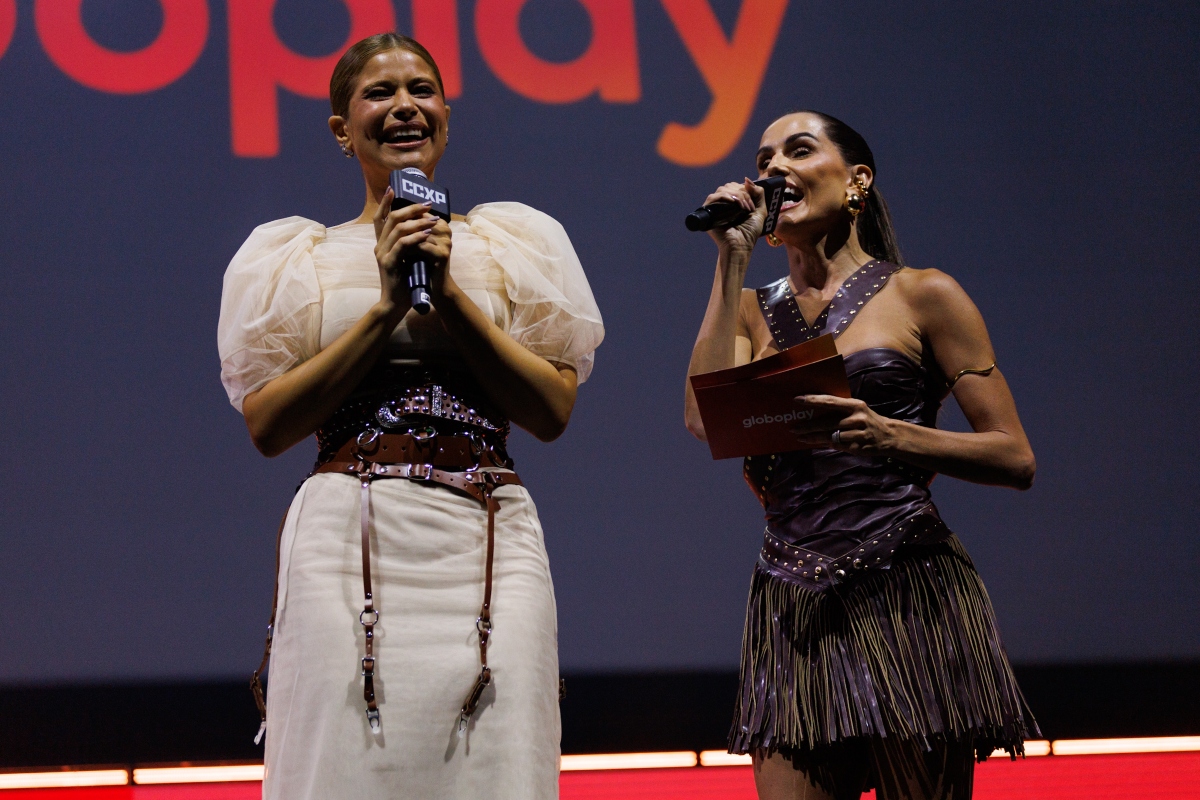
0, 0, 788, 167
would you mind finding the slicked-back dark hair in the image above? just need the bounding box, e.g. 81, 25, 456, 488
788, 111, 904, 265
329, 33, 444, 118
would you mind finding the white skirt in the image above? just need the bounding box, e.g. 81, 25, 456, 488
263, 472, 561, 799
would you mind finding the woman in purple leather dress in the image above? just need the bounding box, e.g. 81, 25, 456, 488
684, 111, 1038, 800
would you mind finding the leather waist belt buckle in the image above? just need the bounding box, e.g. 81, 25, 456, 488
408, 463, 433, 481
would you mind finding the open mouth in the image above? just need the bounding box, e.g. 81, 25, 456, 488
780, 186, 803, 211
382, 124, 430, 148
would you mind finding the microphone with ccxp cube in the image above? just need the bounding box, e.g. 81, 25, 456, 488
684, 175, 787, 237
389, 167, 451, 315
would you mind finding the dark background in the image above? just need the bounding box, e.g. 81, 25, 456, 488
1, 0, 1197, 687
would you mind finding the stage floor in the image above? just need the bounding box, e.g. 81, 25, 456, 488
2, 743, 1199, 799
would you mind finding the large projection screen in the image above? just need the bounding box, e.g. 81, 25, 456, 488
0, 0, 1197, 682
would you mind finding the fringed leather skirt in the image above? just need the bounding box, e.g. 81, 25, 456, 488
730, 530, 1038, 793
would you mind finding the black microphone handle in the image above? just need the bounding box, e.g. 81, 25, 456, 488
684, 202, 751, 232
408, 259, 431, 315
684, 176, 787, 234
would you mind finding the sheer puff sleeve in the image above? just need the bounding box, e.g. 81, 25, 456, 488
464, 203, 605, 383
218, 217, 326, 413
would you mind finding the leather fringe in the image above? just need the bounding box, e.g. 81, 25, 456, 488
730, 535, 1037, 763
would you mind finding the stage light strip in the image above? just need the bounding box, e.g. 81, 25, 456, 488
560, 751, 698, 771
699, 750, 753, 766
3, 737, 1200, 790
0, 770, 129, 789
132, 764, 266, 784
989, 739, 1052, 757
1051, 736, 1200, 756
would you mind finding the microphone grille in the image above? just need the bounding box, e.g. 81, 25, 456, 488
400, 167, 426, 177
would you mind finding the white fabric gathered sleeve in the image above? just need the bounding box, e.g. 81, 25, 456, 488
463, 203, 605, 383
217, 217, 327, 413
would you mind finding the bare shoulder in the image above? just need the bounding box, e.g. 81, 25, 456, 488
891, 266, 966, 303
890, 266, 978, 320
888, 266, 988, 347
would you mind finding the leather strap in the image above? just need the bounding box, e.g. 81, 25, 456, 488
757, 259, 901, 350
346, 463, 520, 736
758, 504, 951, 592
250, 508, 289, 745
314, 460, 521, 501
457, 476, 500, 737
322, 431, 507, 473
251, 435, 522, 743
360, 473, 380, 731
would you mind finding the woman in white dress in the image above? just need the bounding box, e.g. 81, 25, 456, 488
217, 33, 603, 799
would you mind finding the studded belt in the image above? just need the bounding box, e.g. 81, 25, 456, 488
757, 505, 951, 592
375, 383, 502, 430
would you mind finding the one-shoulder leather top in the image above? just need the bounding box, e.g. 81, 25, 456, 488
744, 261, 954, 591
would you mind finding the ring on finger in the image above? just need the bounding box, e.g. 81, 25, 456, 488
831, 430, 842, 445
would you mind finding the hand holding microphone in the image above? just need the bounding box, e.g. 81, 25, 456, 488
686, 173, 787, 239
373, 168, 452, 315
391, 168, 451, 314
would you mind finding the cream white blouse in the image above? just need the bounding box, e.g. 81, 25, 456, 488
218, 202, 604, 412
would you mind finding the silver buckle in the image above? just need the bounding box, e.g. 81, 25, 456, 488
408, 463, 433, 480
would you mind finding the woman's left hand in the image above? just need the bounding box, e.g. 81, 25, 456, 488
790, 395, 896, 453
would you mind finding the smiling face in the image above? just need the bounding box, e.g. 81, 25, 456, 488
755, 112, 872, 245
330, 48, 450, 183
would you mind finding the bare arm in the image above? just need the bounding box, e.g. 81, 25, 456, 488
684, 180, 765, 440
241, 198, 435, 457
889, 270, 1035, 487
434, 280, 578, 442
243, 303, 405, 457
792, 271, 1036, 489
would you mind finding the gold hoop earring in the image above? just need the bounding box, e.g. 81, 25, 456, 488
844, 180, 869, 219
766, 233, 783, 247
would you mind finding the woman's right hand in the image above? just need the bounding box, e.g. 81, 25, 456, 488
705, 178, 767, 254
373, 186, 441, 311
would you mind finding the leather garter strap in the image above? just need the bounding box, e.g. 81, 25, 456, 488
250, 429, 522, 741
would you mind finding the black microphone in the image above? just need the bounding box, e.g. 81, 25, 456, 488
389, 167, 451, 315
685, 175, 788, 236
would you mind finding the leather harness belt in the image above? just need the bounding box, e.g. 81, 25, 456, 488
251, 430, 522, 742
321, 430, 508, 472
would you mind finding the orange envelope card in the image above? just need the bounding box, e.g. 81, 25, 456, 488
689, 334, 851, 460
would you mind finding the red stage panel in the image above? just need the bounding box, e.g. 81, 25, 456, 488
561, 765, 756, 799
0, 786, 260, 800
3, 752, 1200, 799
561, 753, 1200, 799
974, 751, 1200, 800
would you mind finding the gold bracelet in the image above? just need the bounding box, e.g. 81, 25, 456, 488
948, 362, 996, 388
